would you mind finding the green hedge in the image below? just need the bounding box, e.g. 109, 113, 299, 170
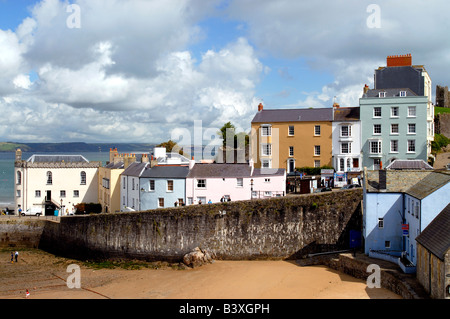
431, 133, 450, 153
295, 165, 334, 176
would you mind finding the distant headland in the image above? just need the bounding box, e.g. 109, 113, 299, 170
0, 142, 157, 153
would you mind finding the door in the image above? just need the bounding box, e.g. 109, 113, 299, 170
288, 159, 295, 173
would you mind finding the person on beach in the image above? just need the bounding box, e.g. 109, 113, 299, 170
10, 252, 14, 263
25, 289, 30, 298
14, 251, 18, 262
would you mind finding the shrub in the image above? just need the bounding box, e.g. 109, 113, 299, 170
74, 202, 102, 215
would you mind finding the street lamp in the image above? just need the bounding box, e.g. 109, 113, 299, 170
60, 199, 63, 217
250, 178, 254, 200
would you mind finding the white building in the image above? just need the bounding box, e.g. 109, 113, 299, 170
14, 149, 100, 216
332, 105, 362, 187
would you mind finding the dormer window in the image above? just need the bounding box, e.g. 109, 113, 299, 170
400, 91, 407, 97
379, 92, 386, 98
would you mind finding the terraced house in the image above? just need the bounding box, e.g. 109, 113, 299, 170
250, 103, 333, 173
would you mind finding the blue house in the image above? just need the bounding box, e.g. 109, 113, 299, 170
139, 166, 190, 209
363, 168, 450, 272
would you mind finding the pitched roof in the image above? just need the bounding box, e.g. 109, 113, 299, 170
121, 162, 149, 177
416, 203, 450, 260
105, 161, 125, 169
251, 107, 333, 123
140, 165, 189, 178
385, 159, 433, 170
362, 88, 418, 98
187, 163, 252, 178
364, 170, 450, 197
333, 107, 360, 121
27, 154, 90, 163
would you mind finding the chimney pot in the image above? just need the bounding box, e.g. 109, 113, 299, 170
258, 103, 264, 112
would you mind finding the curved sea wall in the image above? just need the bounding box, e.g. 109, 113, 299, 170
37, 189, 363, 262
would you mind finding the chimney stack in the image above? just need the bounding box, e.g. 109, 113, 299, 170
141, 153, 149, 163
258, 103, 264, 112
387, 54, 412, 67
363, 84, 369, 94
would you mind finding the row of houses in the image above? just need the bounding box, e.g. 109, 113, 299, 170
14, 147, 286, 215
251, 54, 435, 180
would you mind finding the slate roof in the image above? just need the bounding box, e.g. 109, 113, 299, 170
362, 88, 418, 98
27, 154, 90, 163
252, 168, 286, 177
121, 162, 149, 177
385, 159, 433, 170
416, 203, 450, 260
141, 166, 189, 179
251, 107, 333, 123
333, 107, 360, 121
374, 65, 426, 96
187, 163, 252, 178
105, 161, 125, 169
365, 170, 450, 199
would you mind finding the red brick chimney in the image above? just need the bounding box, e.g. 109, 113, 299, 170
258, 103, 263, 112
387, 54, 412, 67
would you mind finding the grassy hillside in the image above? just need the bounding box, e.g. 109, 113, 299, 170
0, 142, 31, 152
0, 142, 157, 153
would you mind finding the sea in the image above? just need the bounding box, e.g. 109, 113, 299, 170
0, 151, 111, 209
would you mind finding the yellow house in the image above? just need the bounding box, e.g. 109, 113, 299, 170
98, 148, 144, 213
250, 103, 333, 172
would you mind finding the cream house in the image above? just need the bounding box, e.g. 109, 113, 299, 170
14, 148, 100, 216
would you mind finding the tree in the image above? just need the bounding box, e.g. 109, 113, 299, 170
218, 122, 249, 148
219, 122, 236, 147
156, 139, 183, 155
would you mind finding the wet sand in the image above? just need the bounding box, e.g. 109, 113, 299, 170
0, 249, 401, 299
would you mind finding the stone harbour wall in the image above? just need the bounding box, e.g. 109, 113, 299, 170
36, 189, 362, 262
0, 219, 48, 249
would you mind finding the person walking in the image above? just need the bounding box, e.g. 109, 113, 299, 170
14, 251, 18, 262
25, 289, 30, 298
10, 252, 14, 263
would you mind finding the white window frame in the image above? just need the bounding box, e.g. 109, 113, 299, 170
373, 107, 381, 118
391, 123, 399, 135
340, 125, 351, 137
196, 179, 206, 189
408, 106, 416, 117
289, 146, 294, 157
167, 180, 174, 192
149, 180, 155, 191
408, 123, 416, 134
341, 142, 351, 154
288, 125, 294, 136
35, 190, 41, 198
314, 160, 321, 168
407, 140, 416, 153
261, 143, 272, 156
261, 159, 272, 168
373, 124, 381, 135
378, 218, 384, 228
314, 145, 321, 156
390, 140, 398, 153
400, 91, 407, 97
261, 125, 272, 136
314, 125, 321, 136
370, 140, 382, 154
236, 178, 243, 187
379, 92, 386, 98
391, 107, 399, 117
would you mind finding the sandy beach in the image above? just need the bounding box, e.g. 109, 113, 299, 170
0, 249, 401, 300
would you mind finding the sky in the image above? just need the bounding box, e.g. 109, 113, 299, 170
1, 0, 450, 146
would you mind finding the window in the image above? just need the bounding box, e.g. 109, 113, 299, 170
46, 171, 52, 185
264, 191, 272, 197
341, 142, 351, 154
408, 140, 416, 153
158, 198, 164, 208
261, 144, 272, 156
167, 180, 174, 192
314, 125, 321, 136
314, 145, 321, 156
340, 158, 345, 171
289, 146, 294, 156
187, 197, 193, 205
16, 171, 21, 185
123, 177, 126, 189
341, 125, 351, 137
314, 160, 320, 168
60, 190, 66, 198
35, 190, 41, 198
378, 92, 386, 98
264, 178, 271, 183
385, 241, 391, 249
408, 106, 416, 117
400, 91, 407, 97
408, 123, 416, 134
391, 107, 399, 117
16, 190, 21, 197
74, 190, 79, 197
373, 107, 381, 117
390, 140, 398, 153
391, 124, 399, 134
261, 125, 271, 136
197, 179, 206, 188
415, 204, 419, 219
288, 125, 294, 136
80, 171, 86, 185
370, 141, 382, 154
132, 178, 135, 190
197, 197, 206, 204
236, 178, 243, 187
373, 124, 381, 135
378, 218, 384, 228
102, 178, 110, 189
261, 159, 271, 168
178, 198, 184, 206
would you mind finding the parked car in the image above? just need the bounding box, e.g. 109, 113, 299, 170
341, 184, 361, 189
22, 207, 42, 217
314, 187, 332, 193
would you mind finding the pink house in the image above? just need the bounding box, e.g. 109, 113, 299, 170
185, 160, 286, 205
